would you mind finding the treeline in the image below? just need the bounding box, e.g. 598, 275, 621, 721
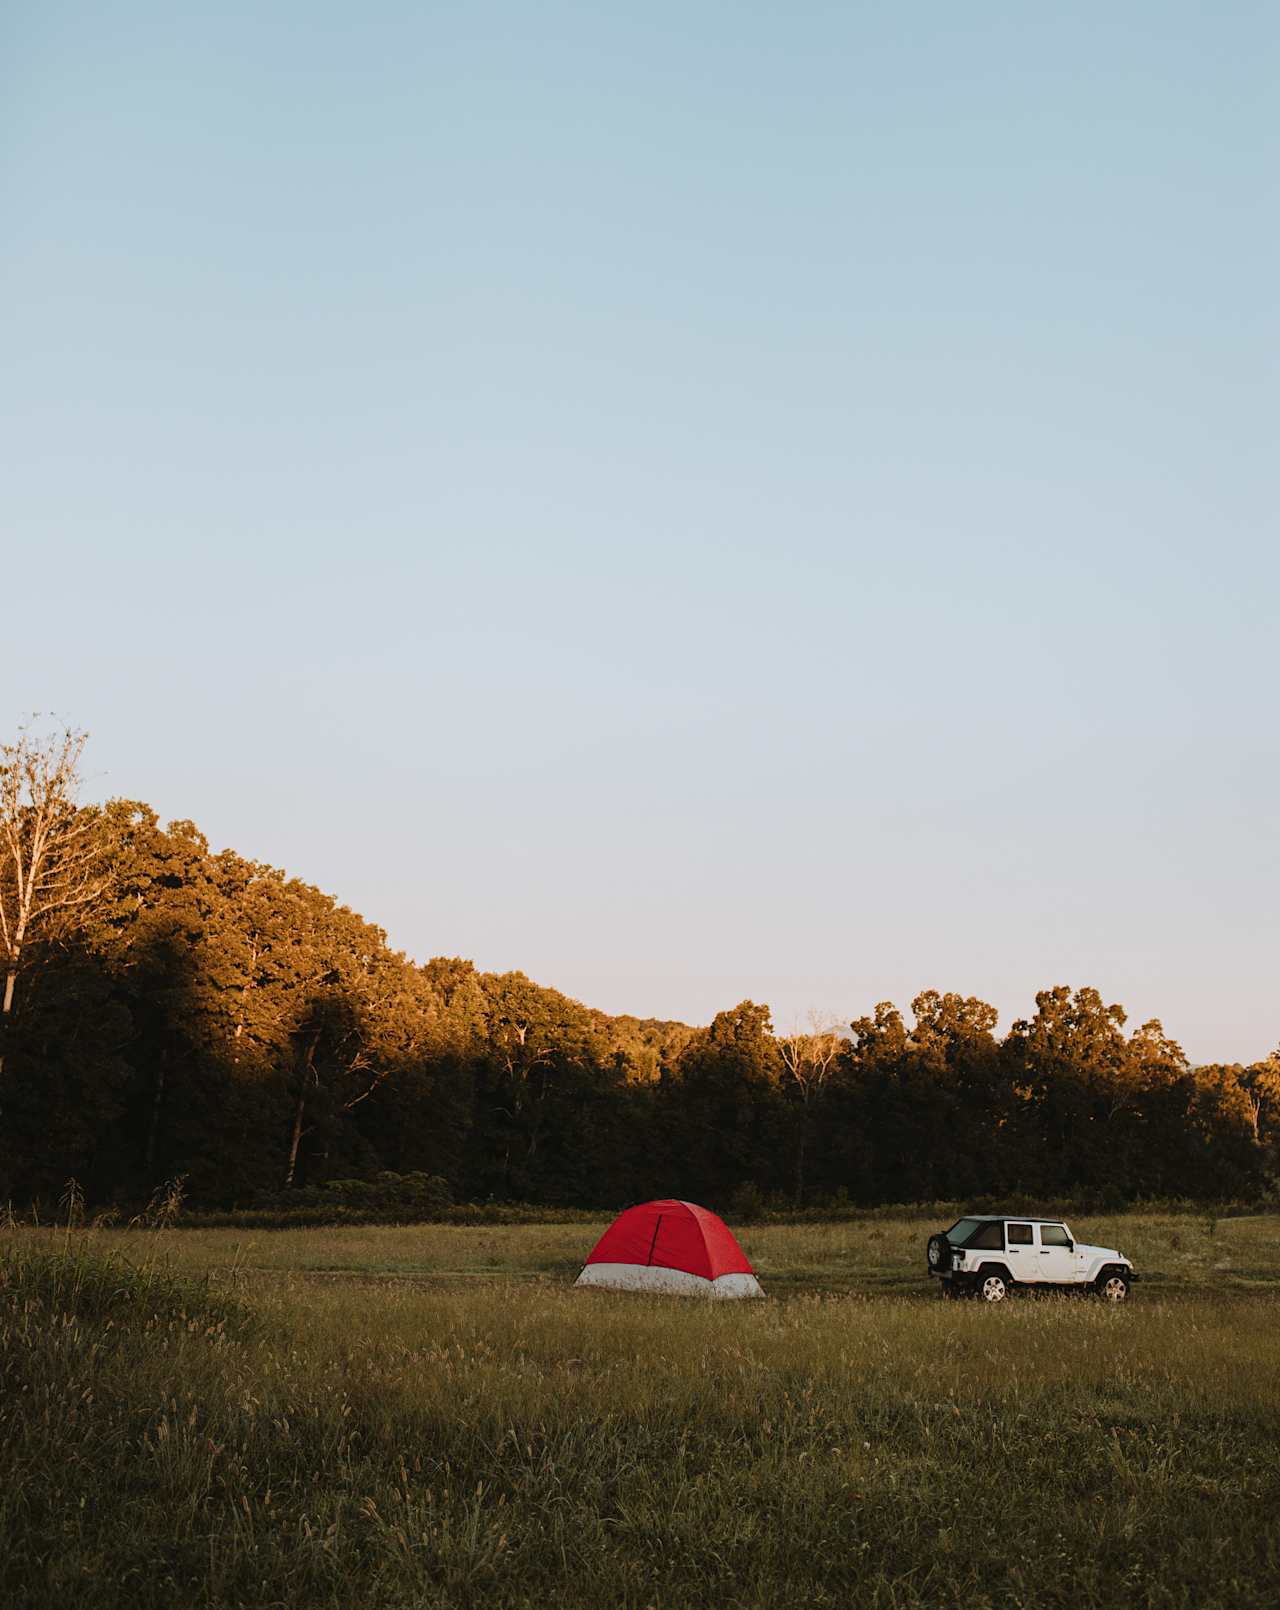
2, 761, 1278, 1210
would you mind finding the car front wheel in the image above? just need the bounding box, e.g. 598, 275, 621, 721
1096, 1272, 1131, 1303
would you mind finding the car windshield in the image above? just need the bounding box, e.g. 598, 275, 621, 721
945, 1217, 984, 1244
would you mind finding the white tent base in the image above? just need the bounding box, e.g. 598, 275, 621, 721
574, 1264, 763, 1299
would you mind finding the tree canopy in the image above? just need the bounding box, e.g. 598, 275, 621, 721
0, 735, 1275, 1211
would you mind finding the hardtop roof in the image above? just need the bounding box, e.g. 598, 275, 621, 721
956, 1214, 1070, 1222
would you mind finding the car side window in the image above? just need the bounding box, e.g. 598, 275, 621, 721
1007, 1223, 1033, 1245
969, 1221, 1004, 1250
1039, 1223, 1071, 1247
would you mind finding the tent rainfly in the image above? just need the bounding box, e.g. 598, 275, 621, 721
574, 1199, 763, 1298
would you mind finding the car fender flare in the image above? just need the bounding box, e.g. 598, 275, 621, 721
1094, 1262, 1133, 1283
975, 1262, 1014, 1287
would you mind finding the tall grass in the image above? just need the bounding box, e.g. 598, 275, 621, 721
3, 1221, 1279, 1608
25, 1209, 1280, 1294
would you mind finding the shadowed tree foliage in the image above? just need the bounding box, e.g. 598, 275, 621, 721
658, 1002, 785, 1203
0, 736, 1274, 1211
777, 1017, 843, 1204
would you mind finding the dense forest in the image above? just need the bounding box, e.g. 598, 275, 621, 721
2, 728, 1278, 1211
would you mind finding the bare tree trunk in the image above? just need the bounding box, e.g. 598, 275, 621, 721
523, 1066, 551, 1167
232, 936, 258, 1065
285, 1085, 306, 1188
795, 1111, 808, 1206
285, 1034, 319, 1189
0, 937, 24, 1080
1, 725, 108, 1085
145, 1059, 166, 1175
780, 1021, 842, 1206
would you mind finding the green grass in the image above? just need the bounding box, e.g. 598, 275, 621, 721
27, 1208, 1278, 1293
3, 1216, 1279, 1607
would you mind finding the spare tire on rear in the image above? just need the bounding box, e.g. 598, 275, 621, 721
927, 1233, 952, 1272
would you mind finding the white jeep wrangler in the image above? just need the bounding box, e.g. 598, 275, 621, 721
926, 1215, 1137, 1302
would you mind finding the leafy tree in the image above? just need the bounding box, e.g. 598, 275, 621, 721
777, 1015, 843, 1203
1240, 1052, 1280, 1162
1, 718, 1276, 1210
906, 991, 1007, 1198
466, 972, 612, 1201
0, 725, 108, 1076
663, 1002, 784, 1205
1003, 986, 1130, 1194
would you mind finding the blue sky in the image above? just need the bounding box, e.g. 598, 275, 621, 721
3, 2, 1276, 1061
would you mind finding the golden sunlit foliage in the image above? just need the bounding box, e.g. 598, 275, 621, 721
1, 728, 1277, 1213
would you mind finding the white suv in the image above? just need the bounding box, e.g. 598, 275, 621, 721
926, 1215, 1137, 1302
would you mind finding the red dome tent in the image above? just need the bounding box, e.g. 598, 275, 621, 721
574, 1199, 763, 1298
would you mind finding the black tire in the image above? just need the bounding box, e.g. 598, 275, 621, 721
1095, 1270, 1131, 1303
927, 1234, 952, 1273
975, 1267, 1011, 1303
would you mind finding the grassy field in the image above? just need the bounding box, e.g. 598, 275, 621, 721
3, 1214, 1279, 1608
25, 1206, 1280, 1291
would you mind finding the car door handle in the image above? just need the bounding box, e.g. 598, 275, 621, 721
1040, 1251, 1050, 1255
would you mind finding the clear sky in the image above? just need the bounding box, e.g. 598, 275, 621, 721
4, 3, 1276, 1063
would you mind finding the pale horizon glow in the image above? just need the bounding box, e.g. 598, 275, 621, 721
3, 3, 1276, 1063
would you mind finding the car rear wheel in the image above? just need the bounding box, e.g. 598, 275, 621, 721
978, 1272, 1009, 1303
1097, 1272, 1130, 1303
